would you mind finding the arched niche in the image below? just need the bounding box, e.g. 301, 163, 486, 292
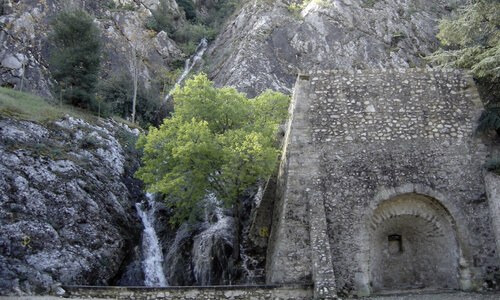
369, 193, 460, 292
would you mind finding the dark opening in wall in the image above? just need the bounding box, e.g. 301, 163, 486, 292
388, 234, 402, 254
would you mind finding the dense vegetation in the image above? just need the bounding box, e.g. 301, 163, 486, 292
135, 74, 289, 260
430, 0, 500, 134
44, 0, 243, 127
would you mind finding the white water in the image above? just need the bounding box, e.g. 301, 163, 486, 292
136, 193, 168, 287
164, 38, 208, 102
192, 194, 234, 285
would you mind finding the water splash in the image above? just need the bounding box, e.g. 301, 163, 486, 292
135, 193, 168, 287
192, 194, 235, 285
164, 38, 208, 102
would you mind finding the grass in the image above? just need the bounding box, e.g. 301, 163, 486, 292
0, 87, 91, 122
0, 87, 143, 131
0, 87, 143, 165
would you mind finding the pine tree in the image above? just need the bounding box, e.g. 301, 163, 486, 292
48, 9, 102, 109
430, 0, 500, 134
430, 0, 500, 83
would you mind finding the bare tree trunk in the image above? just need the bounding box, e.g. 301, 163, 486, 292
132, 68, 137, 123
131, 48, 139, 124
19, 59, 25, 92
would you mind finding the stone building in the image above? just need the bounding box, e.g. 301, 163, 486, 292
261, 69, 500, 298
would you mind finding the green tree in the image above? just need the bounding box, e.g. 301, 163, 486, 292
98, 71, 162, 127
135, 73, 289, 260
430, 0, 500, 80
177, 0, 197, 21
430, 0, 500, 134
48, 9, 102, 109
145, 0, 175, 34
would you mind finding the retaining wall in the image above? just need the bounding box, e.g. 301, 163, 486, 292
266, 69, 499, 297
63, 284, 314, 300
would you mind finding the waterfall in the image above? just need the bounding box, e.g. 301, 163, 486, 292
135, 193, 168, 287
191, 194, 235, 285
164, 38, 208, 102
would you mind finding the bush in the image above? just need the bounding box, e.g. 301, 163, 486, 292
474, 106, 500, 136
485, 156, 500, 172
173, 23, 215, 47
103, 1, 117, 10
201, 0, 242, 32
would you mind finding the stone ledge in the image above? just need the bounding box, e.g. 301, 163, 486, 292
62, 284, 314, 291
61, 284, 315, 300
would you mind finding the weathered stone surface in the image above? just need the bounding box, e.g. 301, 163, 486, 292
266, 69, 500, 298
484, 171, 500, 268
63, 284, 314, 300
1, 55, 22, 69
0, 116, 144, 295
207, 0, 453, 97
0, 0, 183, 97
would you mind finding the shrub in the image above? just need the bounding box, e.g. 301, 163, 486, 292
474, 106, 500, 136
201, 0, 241, 31
173, 23, 215, 48
485, 156, 500, 172
177, 0, 197, 21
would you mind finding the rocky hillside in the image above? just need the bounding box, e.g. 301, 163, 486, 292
207, 0, 456, 97
0, 101, 145, 294
0, 0, 183, 98
0, 0, 465, 295
0, 0, 457, 99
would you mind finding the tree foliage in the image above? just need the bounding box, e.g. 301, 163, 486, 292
430, 0, 500, 83
135, 74, 289, 225
48, 9, 102, 109
97, 71, 162, 127
430, 0, 500, 134
177, 0, 198, 21
145, 0, 175, 34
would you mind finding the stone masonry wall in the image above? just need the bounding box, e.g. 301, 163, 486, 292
266, 69, 500, 297
63, 284, 313, 300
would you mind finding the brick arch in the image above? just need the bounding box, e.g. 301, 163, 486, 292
369, 192, 459, 292
370, 193, 450, 237
355, 184, 475, 296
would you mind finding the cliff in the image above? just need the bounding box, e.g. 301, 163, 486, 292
0, 0, 477, 296
0, 97, 145, 294
1, 0, 457, 99
0, 0, 183, 98
207, 0, 455, 97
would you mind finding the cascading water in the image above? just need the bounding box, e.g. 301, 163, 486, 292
135, 193, 168, 287
164, 38, 208, 102
192, 194, 235, 285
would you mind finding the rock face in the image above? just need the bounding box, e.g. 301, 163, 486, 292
207, 0, 454, 97
0, 116, 144, 295
0, 0, 183, 97
0, 0, 459, 99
